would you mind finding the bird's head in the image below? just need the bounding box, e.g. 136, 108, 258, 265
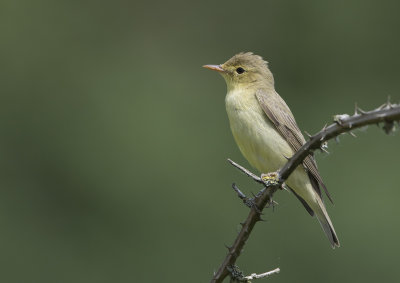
203, 52, 274, 91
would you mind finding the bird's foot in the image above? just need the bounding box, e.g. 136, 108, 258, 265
260, 172, 280, 187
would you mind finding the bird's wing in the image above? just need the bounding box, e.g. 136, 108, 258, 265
255, 89, 332, 202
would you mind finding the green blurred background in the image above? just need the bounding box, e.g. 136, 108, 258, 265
1, 0, 400, 282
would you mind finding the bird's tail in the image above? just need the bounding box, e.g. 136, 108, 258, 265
314, 197, 340, 248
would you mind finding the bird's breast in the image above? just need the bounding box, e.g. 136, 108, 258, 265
225, 89, 293, 173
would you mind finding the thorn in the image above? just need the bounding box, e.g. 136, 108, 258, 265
335, 136, 340, 143
357, 106, 367, 115
281, 184, 289, 191
349, 131, 357, 137
386, 96, 394, 109
271, 202, 277, 212
304, 131, 312, 138
322, 123, 328, 131
267, 199, 279, 207
266, 198, 279, 211
378, 102, 387, 110
354, 102, 359, 115
383, 121, 395, 134
255, 213, 266, 222
321, 147, 330, 154
283, 154, 290, 160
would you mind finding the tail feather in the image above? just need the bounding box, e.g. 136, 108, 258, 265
314, 197, 340, 248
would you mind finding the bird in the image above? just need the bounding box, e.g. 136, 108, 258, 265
203, 52, 339, 248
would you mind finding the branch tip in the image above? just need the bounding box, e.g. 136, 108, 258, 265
357, 106, 367, 114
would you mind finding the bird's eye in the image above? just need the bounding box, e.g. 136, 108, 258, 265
236, 67, 245, 74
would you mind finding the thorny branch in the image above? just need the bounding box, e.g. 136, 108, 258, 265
211, 101, 400, 283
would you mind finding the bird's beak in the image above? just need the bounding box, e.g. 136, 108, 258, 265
203, 64, 225, 73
